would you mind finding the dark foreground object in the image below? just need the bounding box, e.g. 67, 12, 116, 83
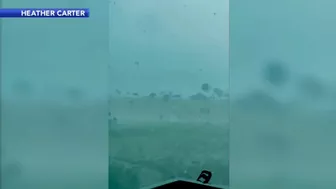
148, 180, 224, 189
143, 170, 224, 189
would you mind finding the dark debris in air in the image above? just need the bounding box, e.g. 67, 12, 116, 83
263, 60, 289, 87
115, 89, 121, 95
112, 117, 118, 122
201, 83, 211, 93
213, 88, 224, 98
148, 92, 157, 98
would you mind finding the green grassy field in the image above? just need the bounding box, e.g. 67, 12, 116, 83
1, 98, 229, 189
3, 94, 336, 189
109, 123, 229, 188
108, 98, 229, 188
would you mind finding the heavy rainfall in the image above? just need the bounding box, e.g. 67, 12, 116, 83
2, 0, 336, 189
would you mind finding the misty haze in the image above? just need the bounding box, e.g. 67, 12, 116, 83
2, 0, 336, 189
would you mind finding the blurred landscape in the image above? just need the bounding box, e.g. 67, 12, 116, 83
1, 99, 108, 189
1, 90, 230, 189
3, 64, 336, 189
3, 0, 336, 189
108, 91, 229, 188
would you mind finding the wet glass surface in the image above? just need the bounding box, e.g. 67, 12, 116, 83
108, 0, 229, 188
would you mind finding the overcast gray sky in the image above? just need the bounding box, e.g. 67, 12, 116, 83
2, 0, 229, 101
109, 0, 229, 96
2, 0, 336, 101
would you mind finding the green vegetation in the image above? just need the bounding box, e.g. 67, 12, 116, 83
109, 122, 229, 189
